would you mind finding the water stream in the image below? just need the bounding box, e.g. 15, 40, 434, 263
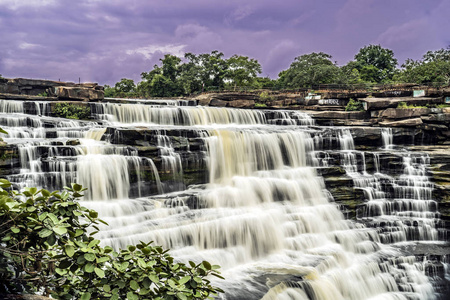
0, 99, 448, 299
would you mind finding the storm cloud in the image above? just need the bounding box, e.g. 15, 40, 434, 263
0, 0, 447, 85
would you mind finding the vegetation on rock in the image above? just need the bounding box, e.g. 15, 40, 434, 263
53, 103, 91, 120
345, 99, 364, 111
0, 180, 223, 299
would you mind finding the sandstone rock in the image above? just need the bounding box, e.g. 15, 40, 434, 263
55, 86, 103, 101
228, 99, 255, 108
309, 111, 367, 119
380, 108, 430, 119
209, 98, 228, 107
379, 118, 423, 127
421, 114, 450, 123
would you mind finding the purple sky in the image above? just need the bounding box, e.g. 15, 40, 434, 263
0, 0, 448, 85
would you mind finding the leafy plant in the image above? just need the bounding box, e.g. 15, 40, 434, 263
0, 180, 224, 299
254, 103, 267, 108
258, 91, 274, 103
53, 103, 91, 120
345, 98, 364, 111
37, 92, 49, 97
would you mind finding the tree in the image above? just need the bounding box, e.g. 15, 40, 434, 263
394, 47, 450, 85
114, 78, 136, 97
103, 84, 116, 98
197, 51, 228, 90
140, 55, 183, 97
0, 180, 224, 299
277, 52, 340, 88
225, 55, 262, 89
353, 44, 398, 83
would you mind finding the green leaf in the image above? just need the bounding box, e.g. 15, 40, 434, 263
177, 293, 187, 300
127, 292, 138, 300
94, 267, 105, 278
130, 280, 139, 291
38, 212, 48, 221
149, 274, 159, 283
0, 179, 11, 188
72, 183, 83, 192
80, 292, 91, 300
179, 276, 190, 285
11, 227, 20, 233
84, 253, 96, 262
97, 256, 110, 263
128, 245, 136, 252
40, 189, 50, 197
53, 226, 68, 235
89, 210, 98, 218
74, 229, 84, 237
39, 228, 53, 238
103, 284, 111, 292
202, 260, 211, 270
84, 263, 95, 273
64, 245, 75, 257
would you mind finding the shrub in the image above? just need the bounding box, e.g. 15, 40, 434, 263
53, 103, 91, 120
254, 103, 267, 108
345, 98, 364, 111
0, 180, 223, 299
259, 91, 274, 103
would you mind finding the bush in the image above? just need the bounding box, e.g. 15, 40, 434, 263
345, 98, 364, 111
53, 103, 91, 120
0, 180, 223, 299
259, 91, 274, 103
254, 103, 267, 108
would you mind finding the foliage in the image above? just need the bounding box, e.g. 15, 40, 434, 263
397, 101, 408, 109
396, 102, 427, 109
0, 180, 224, 299
103, 85, 116, 98
254, 103, 267, 108
225, 55, 262, 88
345, 98, 364, 111
394, 47, 450, 84
37, 92, 49, 97
258, 91, 274, 103
278, 52, 340, 88
114, 78, 137, 98
353, 44, 398, 83
53, 103, 91, 120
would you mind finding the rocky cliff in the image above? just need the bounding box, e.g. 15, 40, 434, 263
0, 78, 103, 101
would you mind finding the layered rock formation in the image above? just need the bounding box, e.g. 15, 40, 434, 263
0, 78, 103, 101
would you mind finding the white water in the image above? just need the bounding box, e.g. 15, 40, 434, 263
0, 99, 445, 299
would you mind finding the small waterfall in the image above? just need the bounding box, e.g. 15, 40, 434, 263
336, 130, 442, 243
382, 128, 394, 150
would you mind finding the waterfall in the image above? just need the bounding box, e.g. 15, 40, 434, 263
0, 98, 446, 299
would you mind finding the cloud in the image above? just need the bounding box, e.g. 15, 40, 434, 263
126, 44, 186, 59
0, 0, 57, 9
0, 0, 448, 85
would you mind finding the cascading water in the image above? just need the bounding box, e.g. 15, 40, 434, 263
0, 98, 447, 299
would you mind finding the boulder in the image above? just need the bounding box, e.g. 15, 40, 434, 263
55, 86, 103, 101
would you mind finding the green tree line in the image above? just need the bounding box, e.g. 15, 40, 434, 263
105, 45, 450, 98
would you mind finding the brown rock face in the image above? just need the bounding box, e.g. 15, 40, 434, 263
380, 108, 431, 119
55, 86, 103, 101
379, 118, 423, 127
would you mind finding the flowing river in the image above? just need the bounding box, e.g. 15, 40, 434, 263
0, 99, 448, 299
